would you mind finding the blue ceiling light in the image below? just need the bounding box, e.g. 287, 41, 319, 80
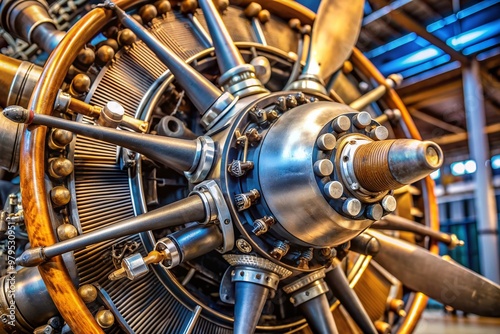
427, 0, 500, 33
491, 155, 500, 170
478, 46, 500, 60
378, 45, 443, 74
463, 36, 500, 56
365, 33, 417, 59
400, 54, 451, 78
447, 20, 500, 50
363, 0, 500, 83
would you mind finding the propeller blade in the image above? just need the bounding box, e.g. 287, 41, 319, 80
368, 230, 500, 317
303, 0, 364, 80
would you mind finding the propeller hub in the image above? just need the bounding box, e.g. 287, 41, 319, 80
238, 101, 442, 248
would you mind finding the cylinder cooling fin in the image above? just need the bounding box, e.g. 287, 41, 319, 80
0, 1, 498, 334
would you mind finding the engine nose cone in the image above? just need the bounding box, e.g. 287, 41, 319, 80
353, 139, 443, 192
257, 102, 372, 247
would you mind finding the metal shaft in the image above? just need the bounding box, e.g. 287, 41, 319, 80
3, 107, 199, 173
198, 0, 246, 74
372, 214, 464, 249
298, 294, 339, 334
325, 264, 377, 334
0, 54, 42, 108
233, 281, 269, 334
17, 195, 207, 267
353, 139, 443, 192
0, 0, 65, 53
109, 2, 226, 114
169, 224, 223, 263
348, 74, 402, 111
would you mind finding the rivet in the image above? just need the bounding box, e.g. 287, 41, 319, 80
117, 29, 137, 46
342, 198, 361, 216
180, 0, 197, 14
353, 111, 372, 129
57, 224, 78, 241
258, 9, 271, 23
369, 126, 389, 141
48, 129, 74, 150
139, 4, 158, 23
244, 2, 262, 18
313, 159, 334, 177
366, 204, 383, 220
332, 115, 351, 132
48, 157, 74, 178
381, 195, 397, 212
96, 45, 115, 65
50, 186, 71, 207
324, 181, 343, 199
70, 74, 91, 96
95, 309, 115, 329
316, 133, 337, 151
78, 284, 98, 303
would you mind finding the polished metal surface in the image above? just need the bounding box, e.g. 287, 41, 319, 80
4, 108, 201, 173
258, 102, 372, 247
297, 290, 339, 334
17, 195, 207, 266
0, 0, 65, 53
325, 264, 378, 334
0, 114, 23, 172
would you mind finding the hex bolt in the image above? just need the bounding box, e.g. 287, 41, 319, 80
236, 239, 253, 253
270, 240, 290, 260
352, 111, 372, 129
295, 92, 307, 104
234, 189, 260, 211
252, 216, 275, 236
266, 109, 279, 122
297, 248, 313, 270
323, 181, 343, 199
316, 133, 337, 151
313, 159, 334, 177
369, 126, 389, 141
97, 101, 125, 128
366, 204, 384, 220
276, 96, 287, 111
245, 128, 262, 143
332, 115, 351, 133
286, 94, 298, 109
228, 160, 254, 177
381, 195, 397, 212
342, 198, 362, 216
